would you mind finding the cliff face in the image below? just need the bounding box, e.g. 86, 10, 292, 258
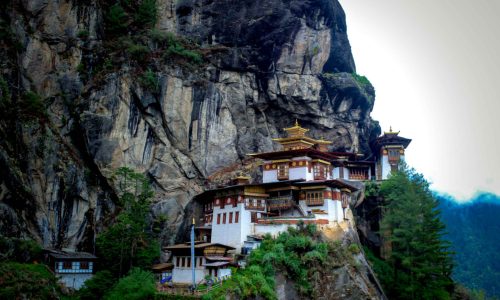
0, 0, 380, 251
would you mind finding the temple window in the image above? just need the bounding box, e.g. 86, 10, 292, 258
229, 212, 233, 223
245, 198, 266, 210
251, 212, 257, 223
313, 164, 327, 180
80, 261, 89, 270
277, 164, 289, 180
63, 261, 72, 269
235, 212, 239, 223
388, 148, 401, 164
306, 191, 324, 206
217, 214, 221, 224
223, 213, 227, 224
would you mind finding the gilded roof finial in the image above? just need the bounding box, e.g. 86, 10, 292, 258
389, 125, 393, 133
192, 217, 195, 225
295, 119, 299, 127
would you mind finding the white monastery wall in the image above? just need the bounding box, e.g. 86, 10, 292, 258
289, 166, 308, 180
218, 268, 232, 279
172, 267, 206, 284
58, 273, 93, 290
211, 204, 244, 251
381, 155, 391, 180
327, 199, 344, 221
263, 169, 277, 183
254, 223, 294, 237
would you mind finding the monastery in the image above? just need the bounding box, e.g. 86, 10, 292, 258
164, 121, 411, 285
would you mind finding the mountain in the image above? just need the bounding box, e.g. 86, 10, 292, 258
0, 0, 379, 252
438, 193, 500, 297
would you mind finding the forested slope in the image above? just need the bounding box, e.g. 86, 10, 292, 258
439, 193, 500, 297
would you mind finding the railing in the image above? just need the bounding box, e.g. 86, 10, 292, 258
306, 198, 324, 206
348, 168, 369, 180
267, 196, 293, 210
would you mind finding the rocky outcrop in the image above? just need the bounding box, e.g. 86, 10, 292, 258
0, 0, 380, 251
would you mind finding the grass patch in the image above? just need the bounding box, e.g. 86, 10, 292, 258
0, 262, 60, 299
139, 68, 160, 93
351, 73, 371, 86
20, 91, 46, 119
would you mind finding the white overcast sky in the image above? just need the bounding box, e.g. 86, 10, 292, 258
339, 0, 500, 200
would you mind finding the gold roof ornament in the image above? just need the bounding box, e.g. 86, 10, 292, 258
282, 119, 309, 137
384, 125, 400, 135
270, 120, 333, 149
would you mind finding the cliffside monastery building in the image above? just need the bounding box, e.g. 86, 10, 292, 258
165, 121, 411, 284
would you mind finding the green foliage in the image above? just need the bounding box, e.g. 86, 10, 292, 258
126, 43, 150, 62
21, 91, 46, 118
135, 0, 158, 27
364, 181, 380, 197
148, 29, 169, 43
351, 73, 371, 86
96, 167, 159, 278
105, 3, 128, 34
77, 271, 117, 300
0, 262, 60, 299
348, 243, 360, 254
0, 237, 42, 263
77, 63, 85, 74
103, 58, 114, 72
105, 268, 156, 300
77, 29, 90, 39
204, 225, 352, 299
163, 33, 202, 64
363, 246, 393, 290
139, 69, 160, 93
379, 164, 454, 299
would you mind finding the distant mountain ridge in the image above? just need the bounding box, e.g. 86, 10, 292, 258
437, 192, 500, 297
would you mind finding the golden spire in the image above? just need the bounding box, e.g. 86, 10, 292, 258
295, 119, 299, 127
192, 217, 195, 225
384, 125, 400, 135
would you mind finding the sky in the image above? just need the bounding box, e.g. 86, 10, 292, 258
339, 0, 500, 201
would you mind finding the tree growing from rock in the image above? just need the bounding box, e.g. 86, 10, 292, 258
96, 167, 159, 278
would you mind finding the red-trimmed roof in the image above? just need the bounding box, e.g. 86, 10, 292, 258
248, 148, 339, 161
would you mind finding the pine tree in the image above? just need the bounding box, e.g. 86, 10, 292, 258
96, 167, 159, 277
380, 164, 454, 300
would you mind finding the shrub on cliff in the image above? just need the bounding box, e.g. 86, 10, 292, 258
135, 0, 158, 28
105, 3, 128, 34
0, 237, 42, 263
203, 224, 356, 300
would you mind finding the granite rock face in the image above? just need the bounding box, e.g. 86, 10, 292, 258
0, 0, 380, 251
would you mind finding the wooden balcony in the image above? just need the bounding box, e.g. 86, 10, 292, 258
267, 196, 294, 210
306, 199, 324, 206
